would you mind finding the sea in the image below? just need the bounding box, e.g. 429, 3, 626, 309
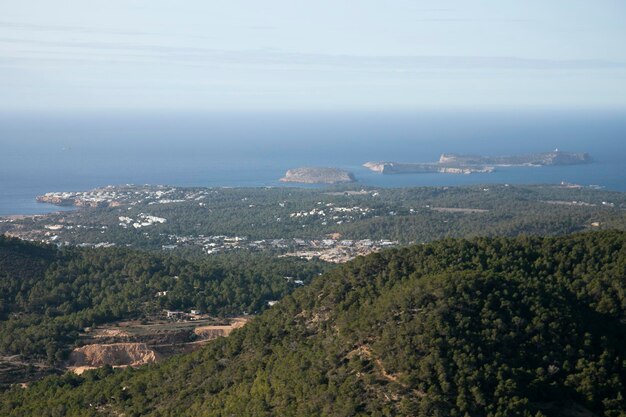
1, 110, 625, 216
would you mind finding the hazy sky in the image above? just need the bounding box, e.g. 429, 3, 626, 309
1, 0, 626, 111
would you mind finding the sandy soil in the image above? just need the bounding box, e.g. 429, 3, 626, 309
69, 343, 160, 369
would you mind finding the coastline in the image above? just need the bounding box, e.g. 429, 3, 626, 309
0, 205, 78, 219
1, 158, 624, 217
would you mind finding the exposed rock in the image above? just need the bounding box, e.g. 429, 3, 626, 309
69, 343, 160, 368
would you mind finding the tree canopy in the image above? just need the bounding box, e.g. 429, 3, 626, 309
2, 231, 625, 416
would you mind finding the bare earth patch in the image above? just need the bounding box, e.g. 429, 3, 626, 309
69, 343, 160, 371
193, 317, 249, 339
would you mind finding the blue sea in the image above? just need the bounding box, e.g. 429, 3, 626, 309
1, 110, 625, 216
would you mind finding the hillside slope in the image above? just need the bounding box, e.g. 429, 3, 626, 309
0, 236, 327, 367
2, 231, 625, 417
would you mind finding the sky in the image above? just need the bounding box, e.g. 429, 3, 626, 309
1, 0, 626, 111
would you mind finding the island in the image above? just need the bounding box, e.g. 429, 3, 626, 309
364, 149, 590, 175
280, 167, 356, 184
438, 149, 591, 166
363, 162, 494, 175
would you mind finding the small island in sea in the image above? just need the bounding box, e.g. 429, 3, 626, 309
363, 161, 495, 175
280, 167, 356, 184
364, 149, 591, 175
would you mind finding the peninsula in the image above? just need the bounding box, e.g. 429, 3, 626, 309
364, 149, 590, 175
280, 167, 356, 184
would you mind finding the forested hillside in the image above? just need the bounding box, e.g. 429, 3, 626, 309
3, 231, 625, 416
0, 236, 328, 365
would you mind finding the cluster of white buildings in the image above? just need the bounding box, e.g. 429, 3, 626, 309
119, 213, 167, 229
164, 309, 204, 320
289, 203, 374, 225
159, 233, 397, 259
